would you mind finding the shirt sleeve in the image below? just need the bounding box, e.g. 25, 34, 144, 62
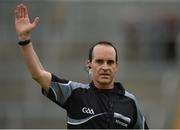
125, 91, 149, 129
134, 104, 149, 129
42, 73, 89, 109
133, 98, 149, 129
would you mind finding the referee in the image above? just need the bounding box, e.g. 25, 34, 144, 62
15, 4, 148, 129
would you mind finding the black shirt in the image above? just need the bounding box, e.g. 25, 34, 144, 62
42, 74, 148, 129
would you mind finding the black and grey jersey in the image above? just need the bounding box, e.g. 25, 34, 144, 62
42, 74, 148, 129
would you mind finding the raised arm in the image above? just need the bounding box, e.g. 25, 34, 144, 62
15, 4, 51, 92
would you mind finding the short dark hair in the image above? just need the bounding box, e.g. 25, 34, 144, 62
88, 41, 118, 63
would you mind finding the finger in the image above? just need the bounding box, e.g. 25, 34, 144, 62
16, 5, 20, 19
18, 4, 22, 18
22, 5, 25, 18
32, 17, 39, 29
15, 5, 20, 19
15, 9, 19, 20
20, 4, 23, 18
24, 4, 29, 18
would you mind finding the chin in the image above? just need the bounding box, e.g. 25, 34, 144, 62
99, 79, 112, 85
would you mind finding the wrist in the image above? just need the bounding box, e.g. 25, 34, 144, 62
18, 34, 31, 41
18, 39, 31, 46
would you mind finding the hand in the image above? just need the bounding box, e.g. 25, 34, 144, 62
15, 4, 39, 41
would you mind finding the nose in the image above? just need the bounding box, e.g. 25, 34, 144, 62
102, 62, 109, 70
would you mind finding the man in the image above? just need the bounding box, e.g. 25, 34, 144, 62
15, 4, 148, 129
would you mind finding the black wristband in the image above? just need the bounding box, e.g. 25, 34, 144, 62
18, 40, 31, 46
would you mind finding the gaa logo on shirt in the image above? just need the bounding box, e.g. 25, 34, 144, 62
82, 107, 94, 115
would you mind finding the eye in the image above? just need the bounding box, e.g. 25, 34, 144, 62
107, 60, 115, 65
95, 59, 104, 65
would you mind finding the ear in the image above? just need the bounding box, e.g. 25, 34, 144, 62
86, 60, 91, 70
115, 63, 119, 73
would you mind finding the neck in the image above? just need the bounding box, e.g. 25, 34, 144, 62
93, 81, 114, 89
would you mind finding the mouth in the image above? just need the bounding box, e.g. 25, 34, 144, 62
100, 73, 110, 77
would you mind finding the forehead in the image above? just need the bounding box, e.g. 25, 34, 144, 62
92, 45, 116, 60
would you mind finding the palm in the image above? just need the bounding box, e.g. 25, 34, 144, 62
16, 17, 33, 35
15, 4, 39, 37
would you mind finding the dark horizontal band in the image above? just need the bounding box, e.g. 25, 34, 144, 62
18, 40, 31, 46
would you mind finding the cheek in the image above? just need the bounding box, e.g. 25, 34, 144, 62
92, 68, 100, 75
111, 67, 118, 74
113, 64, 118, 71
114, 67, 118, 72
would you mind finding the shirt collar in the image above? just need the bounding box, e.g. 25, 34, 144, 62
89, 81, 125, 95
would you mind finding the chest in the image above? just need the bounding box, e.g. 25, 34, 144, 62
65, 89, 137, 128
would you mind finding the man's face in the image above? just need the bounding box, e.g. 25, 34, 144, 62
89, 45, 118, 89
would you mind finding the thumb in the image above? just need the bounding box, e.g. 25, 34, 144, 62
31, 17, 39, 29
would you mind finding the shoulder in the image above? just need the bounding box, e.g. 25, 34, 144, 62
69, 81, 90, 90
124, 91, 136, 100
51, 73, 90, 90
124, 90, 142, 112
114, 82, 136, 100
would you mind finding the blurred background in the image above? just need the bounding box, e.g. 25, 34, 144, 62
0, 0, 180, 128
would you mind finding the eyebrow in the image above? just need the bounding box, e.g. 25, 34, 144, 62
95, 59, 116, 64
